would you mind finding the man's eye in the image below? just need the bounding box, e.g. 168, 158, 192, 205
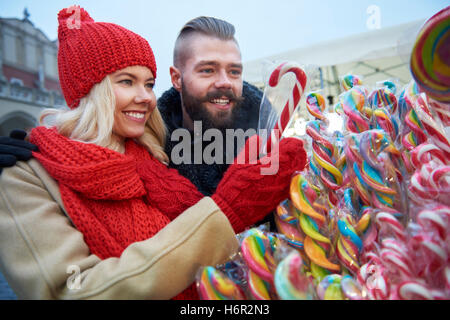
146, 82, 155, 89
230, 69, 242, 76
200, 68, 214, 74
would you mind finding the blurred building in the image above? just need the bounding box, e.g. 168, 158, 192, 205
0, 8, 65, 136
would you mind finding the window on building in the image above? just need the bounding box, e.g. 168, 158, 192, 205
15, 36, 25, 66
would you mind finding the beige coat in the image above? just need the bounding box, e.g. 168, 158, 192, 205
0, 159, 239, 299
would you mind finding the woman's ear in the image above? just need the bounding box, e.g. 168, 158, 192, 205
170, 66, 182, 92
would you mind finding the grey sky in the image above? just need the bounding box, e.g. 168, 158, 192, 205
1, 0, 448, 96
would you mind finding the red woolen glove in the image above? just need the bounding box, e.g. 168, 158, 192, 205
211, 135, 307, 233
137, 156, 203, 221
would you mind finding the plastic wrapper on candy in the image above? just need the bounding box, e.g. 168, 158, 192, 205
316, 274, 365, 300
340, 74, 363, 92
289, 171, 341, 281
410, 6, 450, 105
274, 250, 316, 300
339, 86, 372, 134
274, 199, 305, 251
256, 60, 308, 156
409, 90, 450, 158
196, 266, 246, 300
407, 141, 450, 206
305, 120, 344, 191
344, 130, 408, 219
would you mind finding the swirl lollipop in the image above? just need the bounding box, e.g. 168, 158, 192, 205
274, 251, 315, 300
316, 274, 345, 300
355, 206, 378, 251
274, 200, 304, 250
369, 87, 398, 115
247, 269, 271, 300
241, 232, 276, 283
402, 108, 427, 151
341, 74, 363, 92
410, 6, 450, 104
306, 92, 327, 120
373, 107, 399, 142
241, 230, 277, 300
290, 173, 326, 224
336, 213, 363, 274
306, 121, 343, 190
341, 87, 370, 133
357, 131, 401, 212
198, 266, 246, 300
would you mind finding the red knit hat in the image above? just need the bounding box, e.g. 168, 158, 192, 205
57, 6, 157, 109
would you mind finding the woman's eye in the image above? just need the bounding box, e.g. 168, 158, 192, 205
146, 82, 155, 89
119, 79, 132, 85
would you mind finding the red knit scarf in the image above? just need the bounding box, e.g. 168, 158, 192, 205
29, 126, 198, 299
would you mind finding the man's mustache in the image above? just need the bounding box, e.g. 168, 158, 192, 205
199, 90, 244, 104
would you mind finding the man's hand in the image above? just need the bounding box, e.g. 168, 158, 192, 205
0, 129, 38, 173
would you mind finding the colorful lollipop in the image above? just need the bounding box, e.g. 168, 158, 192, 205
306, 121, 343, 190
368, 87, 398, 115
198, 266, 246, 300
241, 233, 276, 283
274, 251, 315, 300
341, 74, 363, 92
290, 173, 326, 224
372, 107, 399, 142
316, 274, 345, 300
341, 87, 370, 133
336, 213, 363, 274
274, 200, 304, 250
410, 6, 450, 104
306, 92, 327, 120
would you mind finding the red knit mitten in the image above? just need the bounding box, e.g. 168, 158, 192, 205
211, 136, 307, 233
138, 156, 204, 221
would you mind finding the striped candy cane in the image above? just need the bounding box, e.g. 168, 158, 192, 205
264, 62, 307, 153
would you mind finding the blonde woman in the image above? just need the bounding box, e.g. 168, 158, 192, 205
0, 6, 306, 299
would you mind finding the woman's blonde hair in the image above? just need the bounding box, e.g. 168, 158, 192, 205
40, 76, 169, 164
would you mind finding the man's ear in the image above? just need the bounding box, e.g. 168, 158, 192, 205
170, 66, 182, 92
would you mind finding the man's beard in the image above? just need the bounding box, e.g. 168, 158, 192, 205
181, 81, 244, 131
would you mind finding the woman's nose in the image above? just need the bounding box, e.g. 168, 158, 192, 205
134, 86, 154, 104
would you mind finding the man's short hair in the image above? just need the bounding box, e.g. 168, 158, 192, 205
173, 16, 238, 68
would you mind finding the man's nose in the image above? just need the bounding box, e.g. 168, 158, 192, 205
214, 69, 232, 89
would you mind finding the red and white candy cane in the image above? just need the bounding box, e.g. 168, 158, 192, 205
397, 281, 434, 300
408, 163, 450, 200
417, 205, 450, 240
375, 211, 407, 242
411, 143, 447, 168
380, 248, 414, 279
413, 99, 450, 158
265, 62, 307, 153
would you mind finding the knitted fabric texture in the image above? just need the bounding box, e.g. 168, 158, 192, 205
29, 127, 197, 299
57, 6, 157, 109
137, 158, 204, 221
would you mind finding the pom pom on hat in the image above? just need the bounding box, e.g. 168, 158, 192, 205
57, 6, 157, 109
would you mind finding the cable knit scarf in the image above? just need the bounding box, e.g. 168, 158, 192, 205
29, 126, 172, 260
29, 126, 199, 299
